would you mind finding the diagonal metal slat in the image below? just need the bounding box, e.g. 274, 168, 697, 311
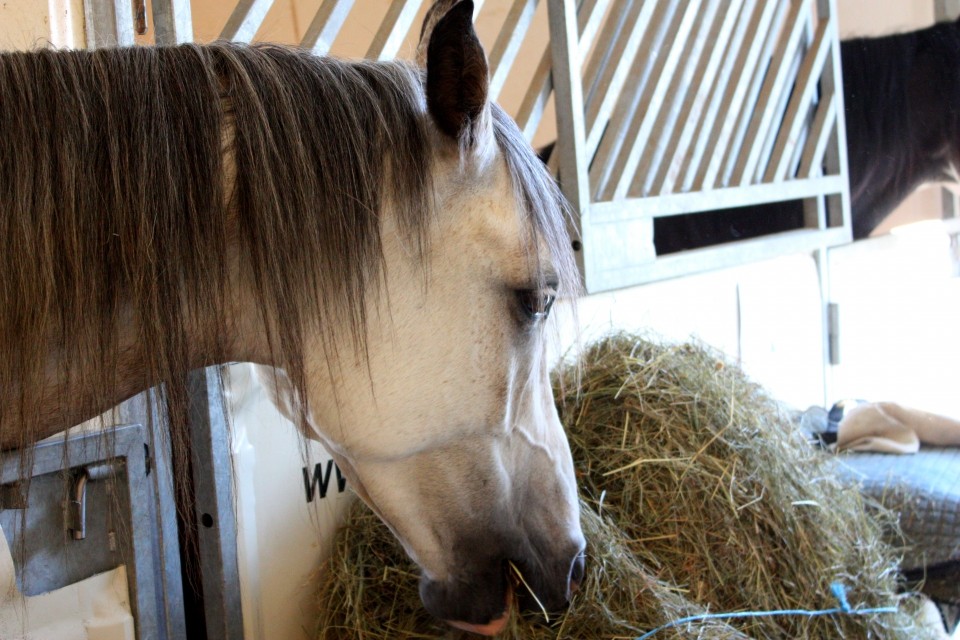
609, 0, 703, 201
367, 0, 424, 61
653, 0, 742, 195
153, 0, 194, 44
752, 12, 810, 185
676, 0, 756, 192
220, 0, 275, 42
799, 89, 836, 179
693, 0, 782, 191
301, 0, 355, 55
765, 17, 832, 182
516, 0, 605, 141
488, 0, 540, 101
631, 0, 724, 198
588, 0, 682, 200
714, 0, 790, 189
786, 101, 815, 181
516, 48, 554, 140
729, 0, 808, 186
580, 0, 640, 104
678, 0, 758, 191
583, 0, 656, 160
577, 0, 609, 62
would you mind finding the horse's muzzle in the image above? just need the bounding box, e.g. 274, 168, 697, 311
420, 541, 586, 636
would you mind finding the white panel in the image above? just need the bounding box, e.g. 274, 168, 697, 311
226, 364, 354, 640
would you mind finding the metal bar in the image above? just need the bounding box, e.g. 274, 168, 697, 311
634, 0, 724, 197
152, 0, 195, 45
676, 0, 755, 191
586, 225, 850, 292
85, 0, 136, 48
765, 17, 832, 182
578, 0, 610, 60
488, 0, 539, 101
656, 0, 743, 195
752, 10, 811, 185
581, 0, 635, 108
588, 1, 682, 199
547, 0, 590, 279
716, 0, 789, 188
113, 0, 136, 45
695, 0, 782, 190
797, 59, 831, 182
644, 0, 733, 195
583, 0, 656, 159
366, 0, 424, 61
301, 0, 355, 55
220, 0, 275, 43
786, 101, 814, 181
140, 389, 189, 640
729, 0, 808, 186
189, 367, 244, 640
516, 48, 553, 140
610, 0, 704, 201
593, 175, 846, 223
516, 0, 603, 141
816, 0, 851, 231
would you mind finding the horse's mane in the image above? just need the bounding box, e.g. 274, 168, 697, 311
841, 20, 960, 236
0, 42, 575, 458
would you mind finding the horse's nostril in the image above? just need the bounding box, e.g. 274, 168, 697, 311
568, 552, 586, 593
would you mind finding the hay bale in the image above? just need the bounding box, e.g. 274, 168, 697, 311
315, 333, 928, 638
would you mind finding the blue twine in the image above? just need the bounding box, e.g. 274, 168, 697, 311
635, 582, 898, 639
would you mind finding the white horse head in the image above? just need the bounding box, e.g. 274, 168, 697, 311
266, 1, 584, 633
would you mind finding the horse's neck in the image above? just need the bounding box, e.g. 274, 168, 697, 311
1, 248, 268, 450
845, 27, 960, 238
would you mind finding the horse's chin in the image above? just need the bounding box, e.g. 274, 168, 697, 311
447, 612, 510, 636
445, 585, 512, 636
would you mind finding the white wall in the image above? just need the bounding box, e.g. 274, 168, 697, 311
0, 0, 84, 50
829, 225, 960, 417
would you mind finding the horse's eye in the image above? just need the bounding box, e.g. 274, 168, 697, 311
517, 289, 556, 321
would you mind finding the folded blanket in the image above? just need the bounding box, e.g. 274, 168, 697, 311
837, 402, 960, 454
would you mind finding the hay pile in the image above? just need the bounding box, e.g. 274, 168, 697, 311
316, 499, 752, 639
315, 333, 928, 639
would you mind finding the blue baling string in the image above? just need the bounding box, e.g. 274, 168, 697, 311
634, 582, 898, 639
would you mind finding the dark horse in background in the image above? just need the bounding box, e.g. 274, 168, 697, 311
543, 18, 960, 254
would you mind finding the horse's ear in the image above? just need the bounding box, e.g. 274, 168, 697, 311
416, 0, 460, 66
420, 0, 490, 146
536, 141, 555, 165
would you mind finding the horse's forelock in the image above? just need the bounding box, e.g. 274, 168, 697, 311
490, 105, 580, 301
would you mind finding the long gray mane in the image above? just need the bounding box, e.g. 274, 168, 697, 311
0, 42, 576, 456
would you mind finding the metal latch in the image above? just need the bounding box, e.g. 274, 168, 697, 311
68, 462, 122, 540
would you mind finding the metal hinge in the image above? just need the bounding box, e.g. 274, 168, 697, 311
827, 302, 840, 366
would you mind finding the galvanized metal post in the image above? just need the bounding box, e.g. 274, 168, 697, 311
188, 367, 245, 640
547, 0, 591, 287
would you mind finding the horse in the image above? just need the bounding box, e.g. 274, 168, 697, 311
841, 17, 960, 240
541, 18, 960, 256
0, 0, 584, 634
